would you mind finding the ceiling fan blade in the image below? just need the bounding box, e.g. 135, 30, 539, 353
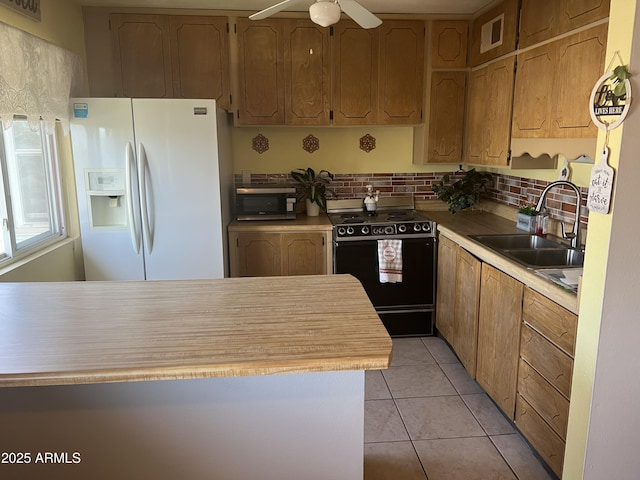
249, 0, 309, 20
338, 0, 382, 29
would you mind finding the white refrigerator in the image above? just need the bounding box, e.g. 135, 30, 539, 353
69, 98, 233, 281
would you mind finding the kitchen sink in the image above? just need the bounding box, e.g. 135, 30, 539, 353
470, 234, 565, 250
502, 248, 585, 269
469, 234, 584, 269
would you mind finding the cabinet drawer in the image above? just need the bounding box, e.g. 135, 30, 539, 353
518, 359, 569, 439
523, 287, 577, 356
520, 324, 573, 399
515, 394, 565, 477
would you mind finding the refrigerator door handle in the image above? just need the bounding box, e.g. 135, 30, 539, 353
125, 142, 141, 254
138, 142, 153, 254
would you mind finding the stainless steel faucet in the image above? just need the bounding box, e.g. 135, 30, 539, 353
535, 180, 582, 249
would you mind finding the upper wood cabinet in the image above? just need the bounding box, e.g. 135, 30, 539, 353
377, 21, 425, 124
284, 20, 331, 125
236, 19, 424, 125
236, 18, 330, 125
469, 0, 519, 67
512, 23, 608, 139
426, 71, 466, 163
236, 19, 286, 125
519, 0, 610, 48
169, 16, 230, 103
110, 14, 230, 109
431, 20, 468, 68
465, 56, 515, 166
331, 22, 379, 125
111, 14, 173, 98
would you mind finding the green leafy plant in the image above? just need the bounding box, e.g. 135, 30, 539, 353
290, 167, 334, 211
432, 169, 494, 214
518, 204, 539, 216
610, 65, 631, 97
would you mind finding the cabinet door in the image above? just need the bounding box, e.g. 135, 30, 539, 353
236, 19, 285, 125
464, 65, 489, 164
377, 21, 424, 124
561, 0, 610, 32
169, 16, 230, 109
284, 20, 330, 125
476, 264, 523, 418
332, 22, 378, 125
234, 232, 282, 277
427, 71, 466, 163
431, 20, 468, 68
551, 23, 607, 138
483, 56, 516, 165
518, 0, 561, 49
435, 236, 457, 344
110, 14, 173, 98
512, 42, 556, 138
282, 233, 326, 275
519, 0, 610, 48
453, 247, 481, 377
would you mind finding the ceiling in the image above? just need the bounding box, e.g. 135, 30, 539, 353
75, 0, 495, 16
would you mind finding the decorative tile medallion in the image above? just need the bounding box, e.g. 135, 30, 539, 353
360, 133, 376, 153
252, 134, 269, 154
302, 134, 320, 153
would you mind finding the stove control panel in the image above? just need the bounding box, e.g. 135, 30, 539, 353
335, 221, 434, 240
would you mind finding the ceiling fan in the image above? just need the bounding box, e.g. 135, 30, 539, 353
249, 0, 382, 29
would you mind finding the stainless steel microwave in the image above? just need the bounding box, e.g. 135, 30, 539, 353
235, 185, 297, 220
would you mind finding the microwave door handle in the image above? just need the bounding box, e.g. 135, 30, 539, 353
125, 142, 141, 253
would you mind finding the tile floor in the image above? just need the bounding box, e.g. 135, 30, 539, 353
364, 336, 556, 480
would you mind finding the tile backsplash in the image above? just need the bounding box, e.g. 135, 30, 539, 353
236, 171, 589, 229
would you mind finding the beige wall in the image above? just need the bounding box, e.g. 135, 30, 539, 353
563, 1, 639, 477
0, 0, 86, 281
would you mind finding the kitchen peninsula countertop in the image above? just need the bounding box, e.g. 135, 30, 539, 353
0, 274, 391, 388
421, 208, 580, 314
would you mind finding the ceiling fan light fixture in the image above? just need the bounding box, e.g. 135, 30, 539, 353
309, 1, 341, 27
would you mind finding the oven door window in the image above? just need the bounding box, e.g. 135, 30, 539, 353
334, 238, 435, 307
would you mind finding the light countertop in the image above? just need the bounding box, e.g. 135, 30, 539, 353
229, 214, 332, 231
421, 208, 580, 314
0, 275, 392, 388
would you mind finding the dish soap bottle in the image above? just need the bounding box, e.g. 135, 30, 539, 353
535, 208, 549, 237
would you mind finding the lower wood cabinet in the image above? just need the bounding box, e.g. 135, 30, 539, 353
435, 237, 481, 377
435, 235, 579, 477
476, 263, 523, 419
229, 230, 329, 277
516, 287, 577, 478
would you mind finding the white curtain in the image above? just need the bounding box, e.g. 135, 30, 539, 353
0, 21, 82, 135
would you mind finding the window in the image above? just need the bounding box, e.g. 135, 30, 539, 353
0, 118, 65, 264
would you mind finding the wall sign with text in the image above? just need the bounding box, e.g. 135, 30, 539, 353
0, 0, 40, 22
589, 69, 631, 131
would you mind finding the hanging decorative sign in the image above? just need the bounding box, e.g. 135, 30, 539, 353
587, 146, 614, 214
589, 58, 632, 130
0, 0, 41, 22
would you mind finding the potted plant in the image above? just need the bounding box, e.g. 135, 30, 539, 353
432, 169, 494, 214
516, 204, 539, 233
290, 167, 334, 216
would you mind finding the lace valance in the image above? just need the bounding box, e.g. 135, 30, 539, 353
0, 21, 82, 135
